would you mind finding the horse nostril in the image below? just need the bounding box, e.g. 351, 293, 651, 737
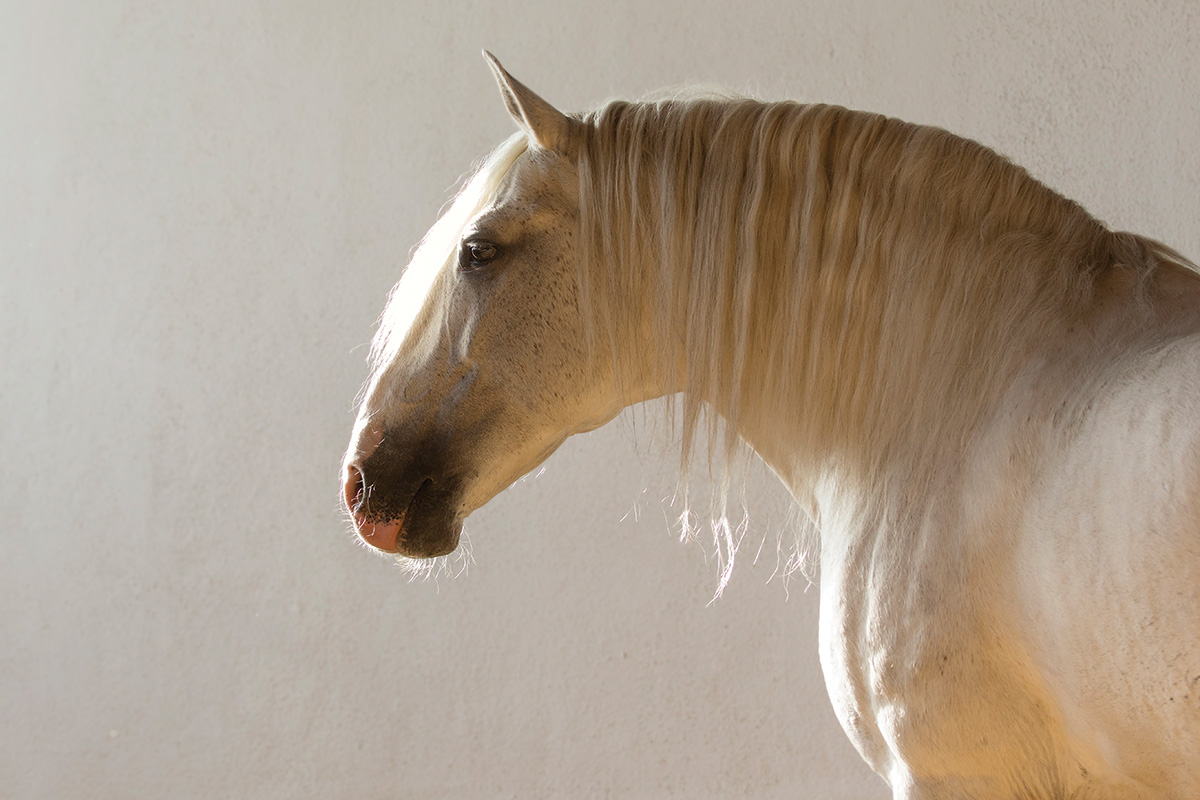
344, 465, 366, 515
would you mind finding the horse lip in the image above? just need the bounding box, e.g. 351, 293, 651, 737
376, 476, 430, 527
407, 476, 434, 513
390, 478, 429, 550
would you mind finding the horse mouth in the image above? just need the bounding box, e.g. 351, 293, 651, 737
348, 469, 461, 558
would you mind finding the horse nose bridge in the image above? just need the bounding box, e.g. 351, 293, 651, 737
433, 362, 479, 424
344, 414, 386, 470
366, 332, 462, 411
348, 369, 464, 470
361, 346, 478, 435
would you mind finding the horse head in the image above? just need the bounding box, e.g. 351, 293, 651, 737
341, 55, 623, 558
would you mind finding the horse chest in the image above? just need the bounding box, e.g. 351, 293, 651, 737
815, 513, 1064, 793
816, 524, 963, 774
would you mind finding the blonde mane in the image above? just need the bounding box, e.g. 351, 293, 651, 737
573, 97, 1187, 492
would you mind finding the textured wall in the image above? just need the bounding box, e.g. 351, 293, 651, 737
3, 2, 1197, 798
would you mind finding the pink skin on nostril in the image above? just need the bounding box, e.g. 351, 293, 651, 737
343, 464, 403, 553
343, 464, 365, 513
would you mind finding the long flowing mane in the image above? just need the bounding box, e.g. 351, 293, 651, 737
574, 96, 1192, 493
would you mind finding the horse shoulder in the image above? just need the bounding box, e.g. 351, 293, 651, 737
817, 332, 1200, 796
1011, 327, 1200, 796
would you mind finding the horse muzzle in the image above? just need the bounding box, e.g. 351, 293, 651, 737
342, 436, 464, 558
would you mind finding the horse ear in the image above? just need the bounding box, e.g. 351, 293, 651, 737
483, 51, 578, 156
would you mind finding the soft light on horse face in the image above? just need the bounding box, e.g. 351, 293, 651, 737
343, 146, 620, 558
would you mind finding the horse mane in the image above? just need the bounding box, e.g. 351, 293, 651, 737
571, 96, 1173, 485
567, 95, 1200, 588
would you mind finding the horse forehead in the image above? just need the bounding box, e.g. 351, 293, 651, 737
491, 150, 577, 218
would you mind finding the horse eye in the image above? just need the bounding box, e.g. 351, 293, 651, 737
461, 240, 498, 271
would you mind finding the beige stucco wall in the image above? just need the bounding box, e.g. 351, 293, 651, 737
3, 2, 1197, 798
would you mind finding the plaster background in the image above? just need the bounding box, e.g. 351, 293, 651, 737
3, 1, 1197, 798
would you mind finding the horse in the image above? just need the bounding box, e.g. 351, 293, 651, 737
341, 53, 1200, 799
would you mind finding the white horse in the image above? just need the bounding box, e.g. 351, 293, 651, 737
342, 54, 1200, 799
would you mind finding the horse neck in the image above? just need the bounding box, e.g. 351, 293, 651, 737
593, 101, 1111, 502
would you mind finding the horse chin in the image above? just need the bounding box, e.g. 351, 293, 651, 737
395, 510, 462, 559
